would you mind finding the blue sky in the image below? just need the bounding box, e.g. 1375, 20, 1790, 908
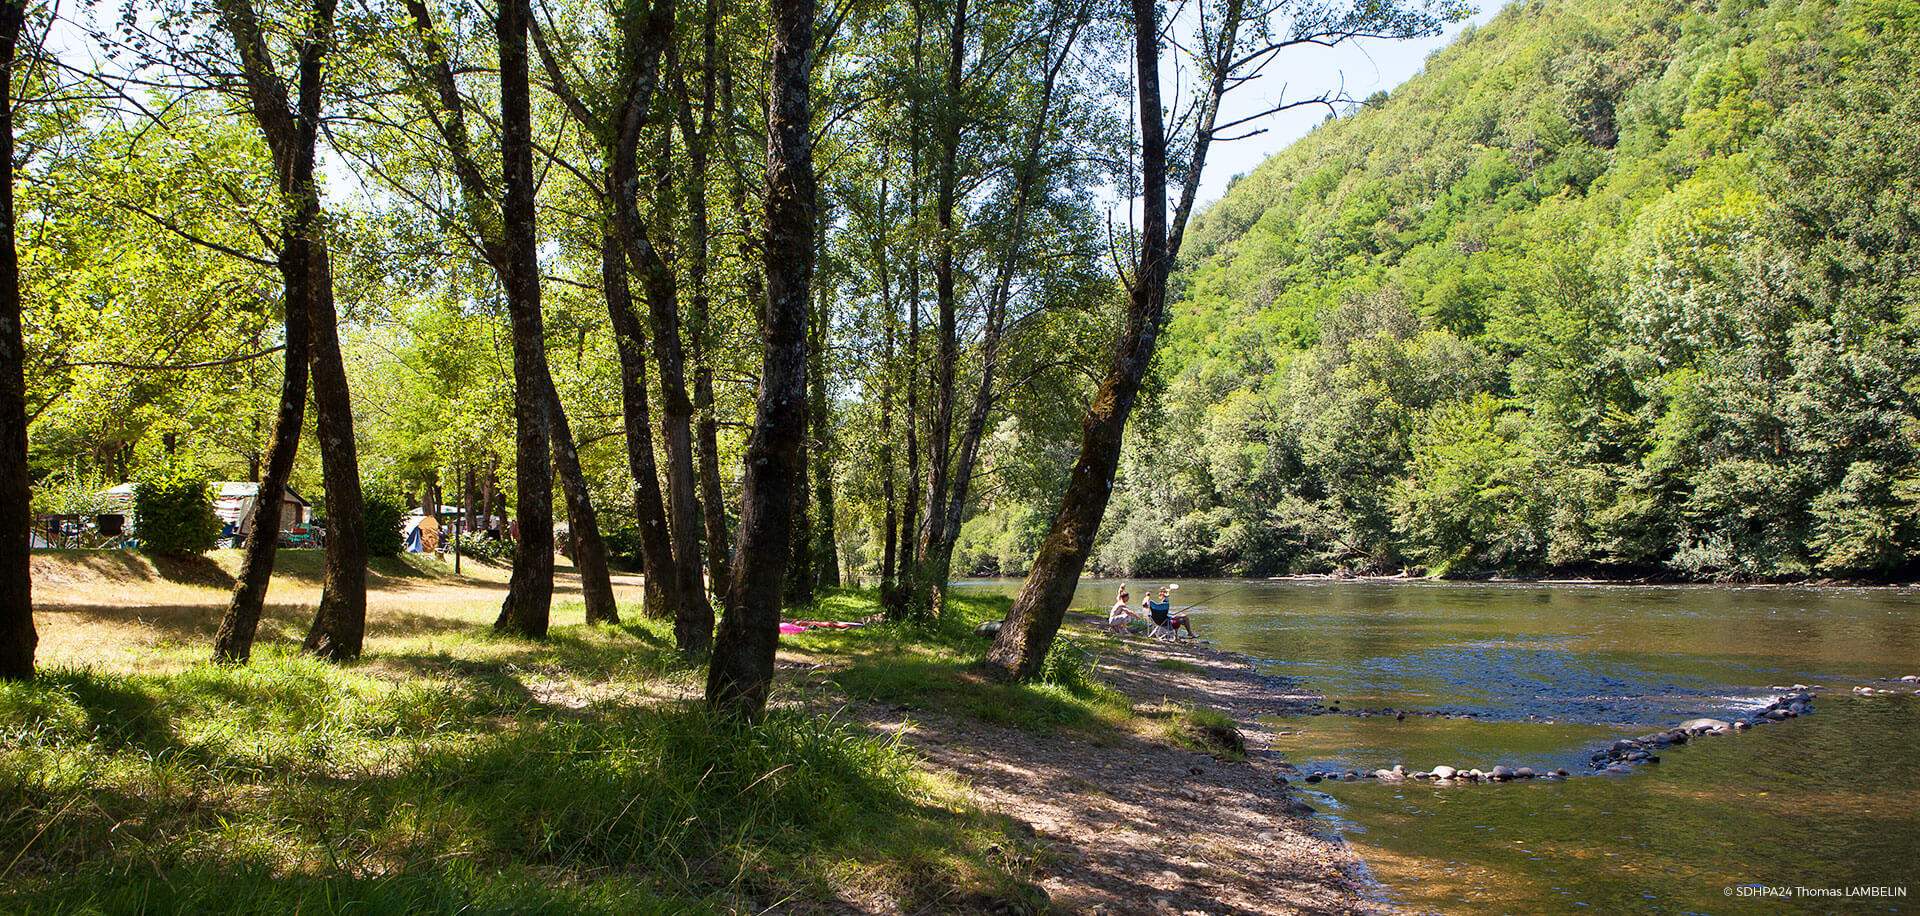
1192, 0, 1508, 206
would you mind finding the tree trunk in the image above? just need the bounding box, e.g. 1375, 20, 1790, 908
674, 20, 734, 608
548, 390, 618, 624
784, 415, 814, 605
301, 246, 370, 660
602, 226, 683, 627
909, 0, 969, 618
492, 0, 555, 639
986, 0, 1169, 680
707, 0, 813, 718
606, 27, 711, 653
214, 0, 367, 663
885, 4, 925, 619
875, 173, 899, 596
810, 274, 839, 587
910, 12, 1081, 611
0, 0, 34, 681
215, 246, 311, 663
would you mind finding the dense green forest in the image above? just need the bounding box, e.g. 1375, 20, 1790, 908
952, 0, 1920, 580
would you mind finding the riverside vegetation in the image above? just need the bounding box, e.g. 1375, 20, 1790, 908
960, 0, 1920, 583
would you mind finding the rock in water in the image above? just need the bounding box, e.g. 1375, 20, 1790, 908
974, 620, 1003, 638
1515, 767, 1536, 779
1491, 765, 1516, 780
1431, 766, 1458, 779
1678, 718, 1730, 732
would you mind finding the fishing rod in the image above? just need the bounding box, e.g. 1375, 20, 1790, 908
1165, 580, 1263, 615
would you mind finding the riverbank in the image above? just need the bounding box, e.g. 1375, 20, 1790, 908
788, 608, 1383, 914
7, 552, 1374, 914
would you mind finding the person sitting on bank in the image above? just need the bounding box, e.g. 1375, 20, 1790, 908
1146, 586, 1197, 639
1108, 586, 1137, 633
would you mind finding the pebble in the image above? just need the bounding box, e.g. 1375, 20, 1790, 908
1430, 766, 1457, 779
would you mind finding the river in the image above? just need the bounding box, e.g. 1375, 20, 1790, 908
957, 578, 1920, 913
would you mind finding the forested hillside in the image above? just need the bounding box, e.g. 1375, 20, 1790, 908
1065, 0, 1920, 579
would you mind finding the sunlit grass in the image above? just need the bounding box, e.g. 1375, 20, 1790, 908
3, 556, 1049, 912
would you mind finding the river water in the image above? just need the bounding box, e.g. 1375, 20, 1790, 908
956, 578, 1920, 913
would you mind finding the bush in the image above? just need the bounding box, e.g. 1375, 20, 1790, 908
132, 467, 219, 555
362, 486, 407, 558
1037, 638, 1095, 692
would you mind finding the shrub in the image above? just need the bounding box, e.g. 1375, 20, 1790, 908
1037, 638, 1095, 692
132, 467, 219, 555
361, 485, 407, 558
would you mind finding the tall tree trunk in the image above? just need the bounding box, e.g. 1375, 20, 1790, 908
216, 0, 366, 662
707, 0, 813, 718
986, 0, 1169, 680
0, 0, 34, 681
885, 0, 925, 619
492, 0, 555, 639
548, 392, 618, 623
674, 11, 733, 608
912, 11, 1082, 608
810, 273, 839, 587
602, 226, 683, 626
215, 251, 311, 663
909, 0, 968, 618
874, 174, 899, 596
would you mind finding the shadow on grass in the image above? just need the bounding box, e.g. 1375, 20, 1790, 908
0, 661, 1048, 914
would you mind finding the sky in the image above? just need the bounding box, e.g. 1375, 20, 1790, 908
1190, 0, 1509, 206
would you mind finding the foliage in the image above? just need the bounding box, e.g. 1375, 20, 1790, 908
360, 478, 408, 558
1103, 0, 1920, 581
131, 465, 219, 555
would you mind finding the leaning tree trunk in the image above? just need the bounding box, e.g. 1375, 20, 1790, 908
492, 0, 555, 639
986, 0, 1169, 680
548, 390, 618, 624
215, 241, 312, 663
707, 0, 814, 718
0, 0, 34, 681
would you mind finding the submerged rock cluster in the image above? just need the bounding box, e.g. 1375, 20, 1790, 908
1586, 691, 1817, 772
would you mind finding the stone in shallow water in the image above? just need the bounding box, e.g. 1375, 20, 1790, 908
1678, 718, 1730, 732
1430, 766, 1457, 779
1491, 765, 1515, 780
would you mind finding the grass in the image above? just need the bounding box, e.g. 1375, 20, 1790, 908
1154, 658, 1204, 674
2, 557, 1052, 913
791, 590, 1134, 733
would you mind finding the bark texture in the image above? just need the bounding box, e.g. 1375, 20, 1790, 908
0, 0, 34, 681
707, 0, 814, 717
985, 0, 1169, 680
492, 0, 556, 639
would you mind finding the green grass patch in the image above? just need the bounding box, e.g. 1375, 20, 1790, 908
1158, 704, 1248, 760
1154, 658, 1204, 674
0, 622, 1044, 912
795, 591, 1134, 733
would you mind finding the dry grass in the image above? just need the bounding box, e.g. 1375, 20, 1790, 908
30, 549, 644, 674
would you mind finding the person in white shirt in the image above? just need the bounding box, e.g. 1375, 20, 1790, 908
1108, 585, 1137, 633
